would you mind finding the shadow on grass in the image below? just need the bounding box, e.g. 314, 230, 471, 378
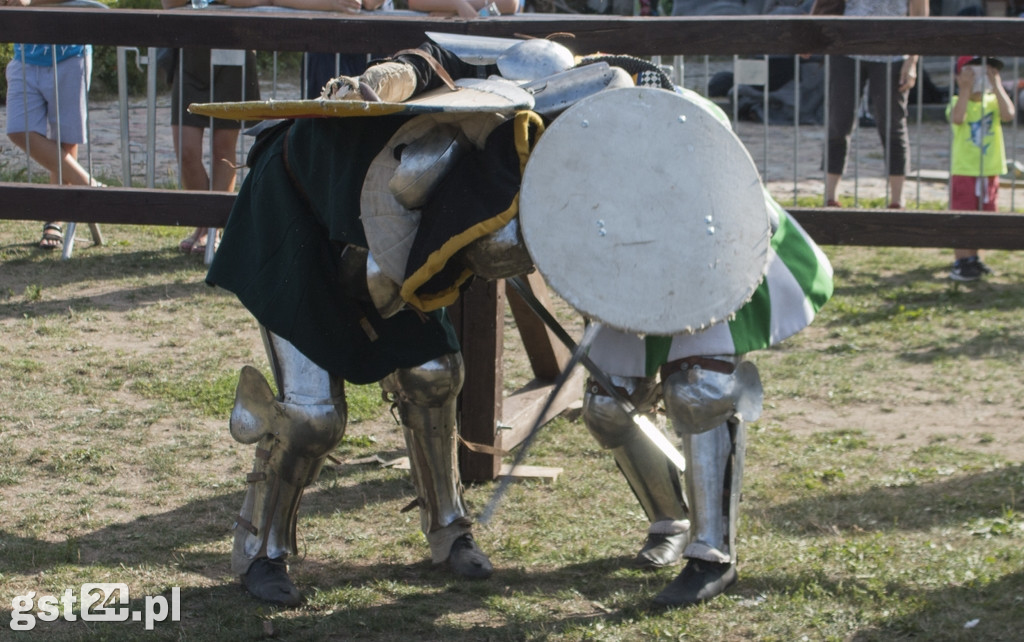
846, 567, 1024, 641
0, 489, 245, 578
0, 454, 443, 575
0, 559, 662, 641
0, 253, 228, 321
738, 567, 1024, 641
0, 494, 667, 640
828, 266, 1024, 327
0, 264, 228, 323
245, 555, 670, 641
755, 462, 1024, 536
1, 564, 1020, 640
895, 326, 1024, 363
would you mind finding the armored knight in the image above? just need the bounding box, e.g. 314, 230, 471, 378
513, 81, 833, 606
202, 33, 833, 608
205, 36, 628, 606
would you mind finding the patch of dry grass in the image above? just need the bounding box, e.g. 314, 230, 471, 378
1, 220, 1022, 640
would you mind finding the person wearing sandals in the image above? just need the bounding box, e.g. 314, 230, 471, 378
161, 0, 261, 255
2, 0, 101, 250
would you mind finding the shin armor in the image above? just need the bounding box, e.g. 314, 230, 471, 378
661, 356, 762, 564
582, 375, 689, 538
380, 352, 470, 564
230, 330, 347, 576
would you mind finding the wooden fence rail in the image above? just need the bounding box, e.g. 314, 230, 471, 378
5, 185, 1024, 250
1, 11, 1022, 57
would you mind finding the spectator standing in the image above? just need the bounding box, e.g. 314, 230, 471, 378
407, 0, 519, 18
161, 0, 261, 255
815, 0, 929, 208
220, 0, 393, 98
947, 55, 1016, 281
2, 0, 101, 250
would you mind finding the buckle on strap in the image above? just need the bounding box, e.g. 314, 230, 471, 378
585, 377, 630, 400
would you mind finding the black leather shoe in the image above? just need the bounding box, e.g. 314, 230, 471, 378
241, 557, 302, 607
448, 534, 493, 580
633, 532, 686, 569
652, 559, 737, 608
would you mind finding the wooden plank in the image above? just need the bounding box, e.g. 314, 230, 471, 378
452, 278, 505, 483
499, 366, 585, 453
0, 183, 234, 227
497, 464, 562, 483
789, 208, 1024, 250
2, 10, 1022, 57
7, 186, 1024, 251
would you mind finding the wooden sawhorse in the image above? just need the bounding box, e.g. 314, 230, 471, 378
451, 271, 583, 483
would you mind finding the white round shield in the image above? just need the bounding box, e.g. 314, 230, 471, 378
519, 87, 772, 336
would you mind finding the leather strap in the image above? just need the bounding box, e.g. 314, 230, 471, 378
392, 48, 458, 91
458, 435, 510, 457
660, 356, 736, 381
585, 377, 630, 401
235, 515, 258, 536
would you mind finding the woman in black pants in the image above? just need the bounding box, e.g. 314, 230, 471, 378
820, 0, 928, 209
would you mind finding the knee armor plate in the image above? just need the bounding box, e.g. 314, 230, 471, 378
662, 357, 763, 435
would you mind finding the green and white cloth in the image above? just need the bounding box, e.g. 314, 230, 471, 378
588, 89, 834, 378
588, 198, 834, 378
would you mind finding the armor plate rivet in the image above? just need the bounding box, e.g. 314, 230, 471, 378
581, 119, 589, 128
678, 115, 687, 123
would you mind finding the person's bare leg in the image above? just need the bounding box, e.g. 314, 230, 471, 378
211, 128, 240, 193
8, 136, 94, 249
43, 147, 70, 247
7, 132, 95, 187
825, 173, 842, 205
887, 175, 905, 208
171, 125, 211, 250
200, 128, 241, 250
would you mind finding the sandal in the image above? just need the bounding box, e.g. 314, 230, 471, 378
38, 223, 64, 250
191, 231, 220, 255
178, 229, 204, 254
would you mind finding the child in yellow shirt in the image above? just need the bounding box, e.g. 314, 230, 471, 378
947, 56, 1016, 281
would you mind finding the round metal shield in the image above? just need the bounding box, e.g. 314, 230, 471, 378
519, 87, 771, 336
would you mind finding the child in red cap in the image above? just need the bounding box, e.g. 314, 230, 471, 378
947, 56, 1016, 281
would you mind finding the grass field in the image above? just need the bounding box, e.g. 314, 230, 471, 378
1, 219, 1022, 640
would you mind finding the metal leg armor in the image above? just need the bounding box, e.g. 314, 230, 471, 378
230, 329, 347, 602
582, 375, 689, 568
653, 355, 762, 608
678, 421, 744, 564
380, 352, 492, 579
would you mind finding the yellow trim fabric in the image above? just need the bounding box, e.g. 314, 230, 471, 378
400, 112, 545, 312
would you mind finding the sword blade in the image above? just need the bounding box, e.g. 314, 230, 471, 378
506, 275, 686, 473
478, 321, 600, 525
633, 414, 687, 473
